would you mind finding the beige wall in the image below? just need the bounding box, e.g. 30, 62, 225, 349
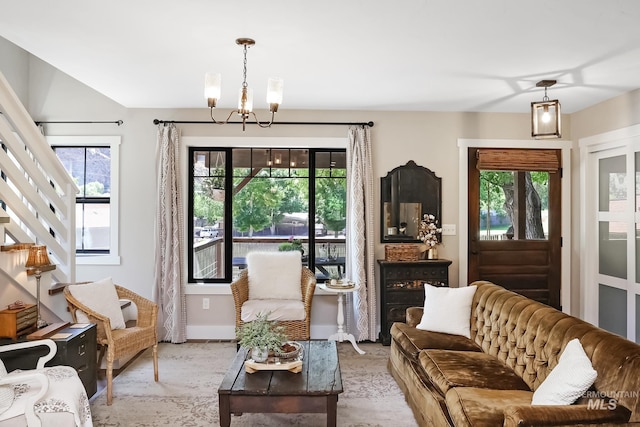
4, 35, 640, 339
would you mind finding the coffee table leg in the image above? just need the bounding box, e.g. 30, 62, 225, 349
219, 394, 231, 427
327, 395, 338, 427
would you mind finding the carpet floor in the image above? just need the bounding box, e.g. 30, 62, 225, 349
89, 341, 418, 426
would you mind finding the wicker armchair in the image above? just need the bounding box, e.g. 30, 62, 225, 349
64, 283, 158, 405
231, 266, 316, 341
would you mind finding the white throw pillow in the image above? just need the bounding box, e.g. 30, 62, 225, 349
247, 251, 302, 300
67, 277, 126, 330
416, 284, 477, 338
532, 338, 597, 405
0, 359, 14, 415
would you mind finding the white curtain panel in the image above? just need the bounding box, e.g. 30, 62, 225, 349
154, 124, 186, 343
346, 125, 377, 341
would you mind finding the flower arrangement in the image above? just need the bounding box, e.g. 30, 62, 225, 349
418, 214, 442, 248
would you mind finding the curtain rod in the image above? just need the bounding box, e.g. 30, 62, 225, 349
153, 119, 374, 127
35, 120, 124, 126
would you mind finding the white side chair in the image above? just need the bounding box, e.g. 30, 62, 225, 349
0, 339, 92, 427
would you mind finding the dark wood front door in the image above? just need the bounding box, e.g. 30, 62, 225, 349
467, 148, 562, 309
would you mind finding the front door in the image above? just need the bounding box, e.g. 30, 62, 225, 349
467, 147, 562, 308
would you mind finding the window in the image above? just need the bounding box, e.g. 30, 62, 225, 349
49, 136, 120, 265
188, 147, 346, 283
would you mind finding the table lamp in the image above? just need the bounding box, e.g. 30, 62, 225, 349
25, 244, 51, 328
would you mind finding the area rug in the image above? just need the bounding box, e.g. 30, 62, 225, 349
90, 341, 418, 426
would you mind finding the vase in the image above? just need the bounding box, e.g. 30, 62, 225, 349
427, 247, 438, 260
251, 347, 269, 363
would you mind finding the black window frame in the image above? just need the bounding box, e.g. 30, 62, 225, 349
52, 145, 111, 255
187, 146, 347, 283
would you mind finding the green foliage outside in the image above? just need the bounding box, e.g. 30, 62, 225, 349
82, 181, 105, 196
278, 238, 305, 254
192, 155, 347, 236
480, 171, 548, 218
315, 169, 347, 236
193, 193, 223, 225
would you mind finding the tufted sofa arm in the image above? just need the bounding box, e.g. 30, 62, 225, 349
405, 306, 423, 327
503, 404, 632, 426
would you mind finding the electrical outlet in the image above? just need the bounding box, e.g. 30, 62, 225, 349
202, 297, 210, 310
441, 224, 456, 235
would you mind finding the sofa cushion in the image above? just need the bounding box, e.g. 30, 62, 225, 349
420, 349, 530, 396
391, 322, 481, 361
446, 387, 533, 427
532, 338, 597, 405
417, 285, 477, 338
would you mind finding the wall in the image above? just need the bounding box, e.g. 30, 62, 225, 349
5, 35, 623, 339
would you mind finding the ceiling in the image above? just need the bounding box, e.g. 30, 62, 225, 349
1, 0, 640, 114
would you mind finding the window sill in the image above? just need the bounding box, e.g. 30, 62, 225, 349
184, 283, 334, 296
76, 254, 121, 266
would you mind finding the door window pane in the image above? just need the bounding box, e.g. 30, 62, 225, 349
599, 221, 627, 279
599, 155, 626, 212
599, 284, 627, 337
479, 171, 548, 240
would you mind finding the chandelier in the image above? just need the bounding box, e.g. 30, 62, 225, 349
531, 79, 561, 139
205, 38, 283, 131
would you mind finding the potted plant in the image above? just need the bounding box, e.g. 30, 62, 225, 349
236, 312, 287, 362
278, 236, 305, 256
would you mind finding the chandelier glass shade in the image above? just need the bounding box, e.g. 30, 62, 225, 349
205, 38, 283, 131
531, 79, 561, 139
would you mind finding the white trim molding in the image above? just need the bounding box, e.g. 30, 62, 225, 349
457, 139, 572, 313
47, 135, 121, 266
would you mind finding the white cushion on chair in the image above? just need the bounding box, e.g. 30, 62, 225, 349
247, 251, 302, 300
68, 277, 126, 330
241, 299, 306, 322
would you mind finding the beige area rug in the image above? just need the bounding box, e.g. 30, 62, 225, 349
90, 341, 418, 426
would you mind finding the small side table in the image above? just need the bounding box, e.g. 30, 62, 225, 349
0, 304, 37, 341
318, 282, 366, 355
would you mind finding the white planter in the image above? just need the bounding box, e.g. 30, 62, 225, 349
251, 347, 269, 362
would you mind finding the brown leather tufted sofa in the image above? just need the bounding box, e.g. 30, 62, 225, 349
388, 281, 640, 426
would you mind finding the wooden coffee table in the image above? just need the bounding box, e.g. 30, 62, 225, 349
218, 340, 343, 426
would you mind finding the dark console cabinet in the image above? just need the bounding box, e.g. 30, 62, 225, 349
378, 259, 452, 345
50, 324, 97, 398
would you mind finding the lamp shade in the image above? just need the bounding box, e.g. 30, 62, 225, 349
25, 245, 51, 269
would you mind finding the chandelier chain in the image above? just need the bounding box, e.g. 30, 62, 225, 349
242, 44, 249, 88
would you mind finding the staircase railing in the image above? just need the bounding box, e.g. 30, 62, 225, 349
0, 70, 77, 286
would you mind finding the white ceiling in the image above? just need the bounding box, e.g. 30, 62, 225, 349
1, 0, 640, 114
